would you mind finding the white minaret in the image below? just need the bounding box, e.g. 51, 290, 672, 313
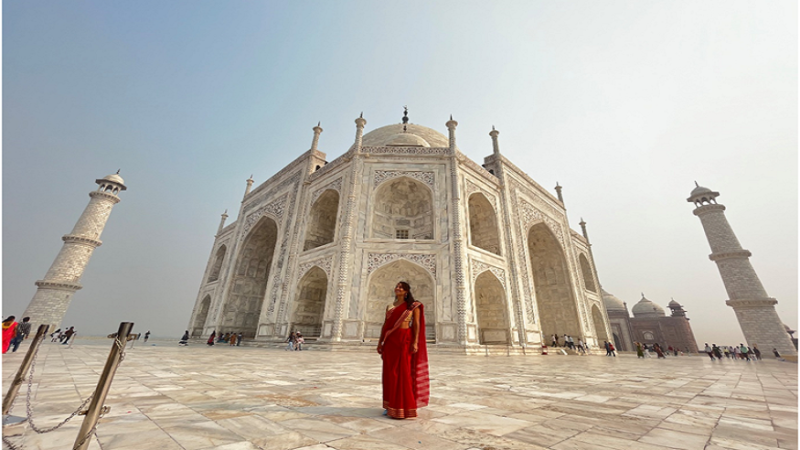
23, 172, 127, 331
688, 183, 796, 356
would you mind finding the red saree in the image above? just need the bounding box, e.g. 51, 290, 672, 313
2, 321, 18, 354
381, 302, 429, 419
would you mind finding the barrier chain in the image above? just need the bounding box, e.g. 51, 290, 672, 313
2, 332, 129, 450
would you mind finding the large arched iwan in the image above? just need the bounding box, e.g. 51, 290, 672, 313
225, 216, 278, 338
365, 259, 436, 341
528, 223, 582, 340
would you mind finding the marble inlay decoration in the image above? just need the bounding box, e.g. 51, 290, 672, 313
373, 170, 435, 188
367, 253, 437, 279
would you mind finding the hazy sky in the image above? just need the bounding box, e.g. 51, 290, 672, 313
3, 1, 796, 346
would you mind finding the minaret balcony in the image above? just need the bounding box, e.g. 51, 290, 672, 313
726, 298, 778, 308
35, 280, 83, 291
709, 250, 752, 261
62, 235, 103, 247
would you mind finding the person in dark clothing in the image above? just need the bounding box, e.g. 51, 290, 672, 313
11, 317, 32, 352
207, 331, 216, 346
62, 327, 75, 345
179, 330, 189, 346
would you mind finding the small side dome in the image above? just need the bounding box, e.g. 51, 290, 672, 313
631, 294, 666, 318
668, 299, 682, 308
384, 133, 430, 147
601, 288, 627, 312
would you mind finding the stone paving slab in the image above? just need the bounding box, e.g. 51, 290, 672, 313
2, 339, 797, 450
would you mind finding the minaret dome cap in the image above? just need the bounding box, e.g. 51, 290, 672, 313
96, 173, 127, 190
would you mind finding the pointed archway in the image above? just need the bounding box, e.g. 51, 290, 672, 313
208, 245, 227, 282
365, 259, 436, 341
304, 190, 339, 251
371, 177, 434, 240
291, 267, 328, 337
192, 295, 211, 337
579, 254, 596, 292
592, 304, 608, 342
468, 193, 501, 255
474, 271, 509, 344
226, 216, 278, 337
528, 223, 582, 340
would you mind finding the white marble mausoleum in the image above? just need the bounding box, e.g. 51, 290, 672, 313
188, 111, 611, 352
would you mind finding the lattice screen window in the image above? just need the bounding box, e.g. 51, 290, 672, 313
395, 229, 409, 239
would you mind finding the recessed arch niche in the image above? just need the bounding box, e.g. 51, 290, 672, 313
208, 245, 227, 282
591, 304, 608, 342
371, 177, 433, 240
579, 254, 596, 292
226, 216, 278, 338
365, 259, 436, 341
304, 190, 339, 251
291, 267, 327, 337
468, 193, 501, 255
192, 295, 211, 337
474, 271, 509, 344
528, 223, 582, 339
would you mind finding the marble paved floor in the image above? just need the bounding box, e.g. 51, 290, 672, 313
2, 339, 797, 450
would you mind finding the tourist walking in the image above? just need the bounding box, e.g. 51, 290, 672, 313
704, 343, 714, 360
551, 334, 558, 347
752, 345, 761, 360
654, 343, 665, 359
229, 332, 237, 346
712, 344, 723, 360
608, 342, 616, 357
295, 332, 305, 351
2, 316, 19, 354
207, 331, 216, 346
62, 326, 76, 345
636, 342, 644, 358
376, 282, 429, 419
739, 344, 750, 361
604, 341, 611, 356
144, 331, 150, 343
773, 348, 782, 359
237, 332, 243, 346
286, 331, 296, 351
50, 328, 61, 342
10, 317, 32, 353
179, 330, 189, 346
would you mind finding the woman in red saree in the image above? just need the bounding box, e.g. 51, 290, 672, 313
376, 282, 429, 419
2, 316, 19, 354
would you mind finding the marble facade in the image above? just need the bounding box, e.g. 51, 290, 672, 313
188, 114, 610, 352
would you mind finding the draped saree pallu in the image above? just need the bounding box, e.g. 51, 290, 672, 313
381, 302, 429, 419
2, 321, 19, 354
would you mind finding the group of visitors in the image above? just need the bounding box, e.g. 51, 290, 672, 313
550, 334, 589, 353
704, 343, 764, 361
49, 326, 76, 345
286, 331, 305, 351
635, 342, 667, 358
206, 331, 243, 346
603, 340, 617, 356
2, 316, 32, 353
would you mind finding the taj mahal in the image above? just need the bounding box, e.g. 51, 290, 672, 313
187, 109, 612, 353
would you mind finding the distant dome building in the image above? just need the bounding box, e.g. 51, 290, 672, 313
602, 290, 698, 353
631, 294, 666, 318
188, 110, 612, 353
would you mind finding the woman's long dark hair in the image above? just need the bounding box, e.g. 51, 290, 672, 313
2, 316, 15, 324
398, 281, 415, 310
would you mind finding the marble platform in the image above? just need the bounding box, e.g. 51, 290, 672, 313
2, 339, 796, 450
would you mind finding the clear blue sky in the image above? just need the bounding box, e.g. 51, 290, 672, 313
3, 1, 796, 345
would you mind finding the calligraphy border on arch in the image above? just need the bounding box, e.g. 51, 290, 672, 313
297, 257, 333, 278
465, 179, 498, 209
366, 253, 437, 280
471, 259, 506, 289
373, 170, 435, 188
310, 178, 343, 204
241, 195, 288, 240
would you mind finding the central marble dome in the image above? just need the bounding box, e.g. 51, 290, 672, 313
361, 123, 449, 148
